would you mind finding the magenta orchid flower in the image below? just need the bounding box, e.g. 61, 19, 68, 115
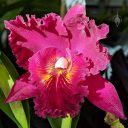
4, 4, 126, 119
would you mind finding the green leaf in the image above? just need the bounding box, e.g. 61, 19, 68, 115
22, 101, 30, 128
71, 115, 80, 128
2, 7, 23, 20
0, 51, 30, 128
0, 64, 28, 128
0, 51, 18, 80
111, 119, 125, 128
0, 88, 22, 128
48, 114, 77, 128
0, 7, 23, 30
61, 115, 72, 128
48, 118, 62, 128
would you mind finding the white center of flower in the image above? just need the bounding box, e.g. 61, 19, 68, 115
55, 57, 68, 69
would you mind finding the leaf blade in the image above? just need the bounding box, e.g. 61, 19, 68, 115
0, 51, 29, 128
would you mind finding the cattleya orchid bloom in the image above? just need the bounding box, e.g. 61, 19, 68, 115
4, 4, 126, 119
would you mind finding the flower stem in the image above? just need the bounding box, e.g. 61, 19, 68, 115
60, 0, 65, 18
104, 112, 125, 128
61, 114, 72, 128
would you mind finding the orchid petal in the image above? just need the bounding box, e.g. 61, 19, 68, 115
66, 15, 110, 74
29, 48, 88, 118
5, 73, 37, 103
42, 13, 68, 36
4, 14, 69, 69
28, 48, 64, 83
64, 4, 86, 23
85, 74, 126, 119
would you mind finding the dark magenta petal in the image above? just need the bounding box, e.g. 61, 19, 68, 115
29, 48, 88, 118
85, 74, 126, 119
4, 14, 69, 69
5, 73, 37, 103
64, 4, 86, 23
34, 78, 88, 118
70, 53, 90, 84
42, 13, 68, 36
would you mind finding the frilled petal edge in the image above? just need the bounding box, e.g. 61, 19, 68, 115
65, 14, 110, 75
4, 14, 69, 69
28, 48, 89, 118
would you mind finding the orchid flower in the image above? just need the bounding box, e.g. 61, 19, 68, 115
4, 4, 126, 119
